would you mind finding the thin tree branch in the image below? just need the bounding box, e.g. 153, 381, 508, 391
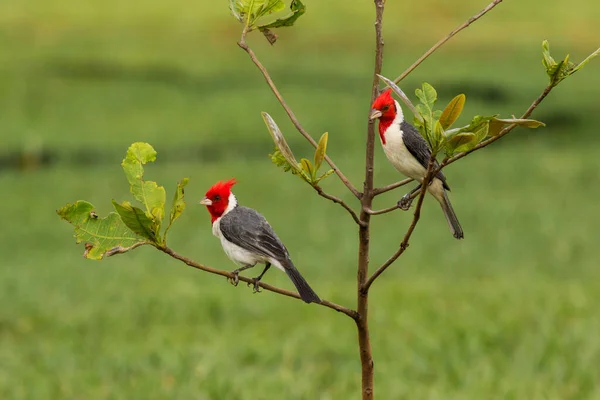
393, 0, 504, 84
237, 33, 361, 199
366, 204, 399, 216
363, 158, 434, 292
356, 1, 385, 399
159, 246, 358, 319
313, 185, 365, 226
373, 177, 413, 196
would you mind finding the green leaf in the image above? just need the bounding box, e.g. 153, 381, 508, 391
57, 201, 147, 260
121, 143, 166, 228
445, 132, 477, 156
112, 200, 160, 243
314, 132, 328, 171
259, 0, 306, 29
230, 0, 286, 26
571, 47, 600, 74
415, 82, 437, 111
314, 169, 335, 184
488, 117, 546, 136
542, 40, 556, 75
262, 112, 302, 174
165, 178, 189, 238
300, 158, 315, 182
439, 94, 466, 129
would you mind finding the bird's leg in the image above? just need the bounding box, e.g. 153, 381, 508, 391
248, 263, 271, 293
398, 184, 422, 210
228, 264, 254, 287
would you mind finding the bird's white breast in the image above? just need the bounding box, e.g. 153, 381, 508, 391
212, 217, 267, 267
381, 123, 428, 181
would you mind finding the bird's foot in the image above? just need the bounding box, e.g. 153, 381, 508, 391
398, 194, 413, 211
248, 277, 263, 294
228, 270, 240, 287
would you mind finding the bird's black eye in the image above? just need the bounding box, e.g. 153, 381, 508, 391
382, 105, 390, 111
214, 195, 221, 201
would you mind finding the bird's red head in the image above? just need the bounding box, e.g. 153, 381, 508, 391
370, 89, 397, 142
200, 179, 237, 222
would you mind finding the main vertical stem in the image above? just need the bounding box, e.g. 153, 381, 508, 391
357, 1, 384, 399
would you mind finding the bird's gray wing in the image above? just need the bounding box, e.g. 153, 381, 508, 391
400, 120, 450, 190
219, 206, 290, 261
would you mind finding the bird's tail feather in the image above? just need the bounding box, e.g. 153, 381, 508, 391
282, 261, 321, 304
440, 190, 464, 240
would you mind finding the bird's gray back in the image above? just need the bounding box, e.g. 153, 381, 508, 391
219, 206, 290, 261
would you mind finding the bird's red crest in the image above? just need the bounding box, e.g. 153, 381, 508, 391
371, 89, 397, 143
371, 89, 395, 111
202, 179, 237, 222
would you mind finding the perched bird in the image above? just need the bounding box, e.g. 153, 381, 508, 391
199, 179, 321, 304
370, 89, 464, 239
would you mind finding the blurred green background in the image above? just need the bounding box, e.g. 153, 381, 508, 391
1, 0, 599, 399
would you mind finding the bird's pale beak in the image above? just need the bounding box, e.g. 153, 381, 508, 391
199, 197, 212, 206
369, 109, 382, 120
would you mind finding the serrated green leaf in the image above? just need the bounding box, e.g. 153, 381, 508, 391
439, 94, 466, 129
258, 0, 306, 30
165, 178, 189, 238
112, 200, 160, 243
488, 118, 546, 136
121, 142, 166, 227
57, 201, 147, 260
314, 132, 328, 171
255, 0, 286, 19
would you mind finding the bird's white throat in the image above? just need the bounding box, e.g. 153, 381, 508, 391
224, 193, 237, 215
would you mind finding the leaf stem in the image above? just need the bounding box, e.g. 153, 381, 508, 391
363, 157, 434, 292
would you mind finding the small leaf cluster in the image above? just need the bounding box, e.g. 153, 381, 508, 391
542, 40, 599, 87
411, 83, 544, 157
263, 112, 334, 186
57, 143, 188, 259
230, 0, 305, 43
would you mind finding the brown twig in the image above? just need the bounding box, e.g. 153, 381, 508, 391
356, 1, 385, 399
366, 204, 399, 216
313, 185, 364, 226
159, 246, 358, 319
372, 177, 413, 196
237, 33, 361, 199
363, 158, 434, 292
393, 0, 504, 84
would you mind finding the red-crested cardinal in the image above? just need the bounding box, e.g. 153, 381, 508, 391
370, 89, 464, 239
200, 179, 321, 303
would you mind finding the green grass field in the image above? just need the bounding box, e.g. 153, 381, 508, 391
1, 0, 600, 399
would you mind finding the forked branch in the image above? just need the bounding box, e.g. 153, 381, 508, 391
159, 246, 358, 319
313, 185, 364, 226
363, 158, 434, 292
